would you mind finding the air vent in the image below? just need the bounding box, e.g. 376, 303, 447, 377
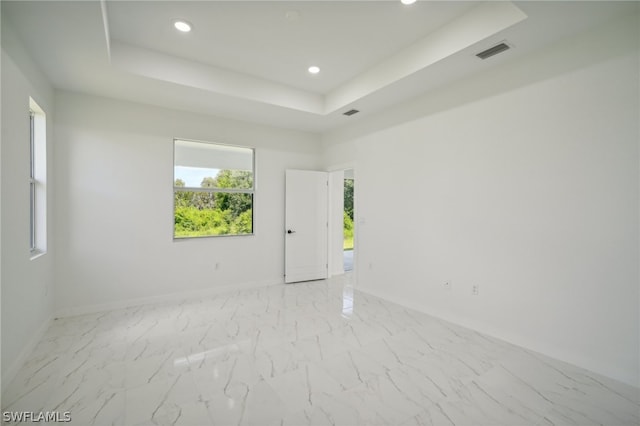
343, 109, 359, 116
476, 42, 510, 60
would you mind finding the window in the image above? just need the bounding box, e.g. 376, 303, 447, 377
29, 97, 47, 255
173, 139, 254, 238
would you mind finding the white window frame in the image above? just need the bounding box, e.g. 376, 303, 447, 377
29, 97, 47, 257
173, 139, 255, 239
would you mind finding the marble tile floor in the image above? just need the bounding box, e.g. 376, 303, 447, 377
2, 274, 639, 426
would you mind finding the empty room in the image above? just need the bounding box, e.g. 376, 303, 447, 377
1, 1, 639, 425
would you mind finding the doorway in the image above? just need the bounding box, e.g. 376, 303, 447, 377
343, 170, 354, 272
328, 167, 355, 277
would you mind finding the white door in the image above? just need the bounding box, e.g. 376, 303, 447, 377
285, 170, 328, 283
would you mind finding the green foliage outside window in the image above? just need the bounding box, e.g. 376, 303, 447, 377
174, 170, 253, 238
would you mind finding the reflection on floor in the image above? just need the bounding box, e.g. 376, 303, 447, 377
2, 274, 639, 425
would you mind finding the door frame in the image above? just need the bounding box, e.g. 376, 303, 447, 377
326, 162, 356, 279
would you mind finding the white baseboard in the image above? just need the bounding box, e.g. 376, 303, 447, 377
356, 285, 639, 389
2, 280, 283, 392
1, 316, 53, 393
54, 278, 283, 319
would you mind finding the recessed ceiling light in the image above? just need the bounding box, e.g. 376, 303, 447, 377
308, 66, 320, 74
173, 20, 192, 33
401, 0, 417, 5
285, 10, 301, 21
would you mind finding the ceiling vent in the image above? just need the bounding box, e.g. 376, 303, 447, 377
343, 109, 360, 116
476, 42, 510, 60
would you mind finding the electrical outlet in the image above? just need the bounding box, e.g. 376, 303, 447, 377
472, 284, 479, 295
444, 281, 451, 290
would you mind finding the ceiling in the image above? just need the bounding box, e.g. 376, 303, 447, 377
2, 1, 636, 133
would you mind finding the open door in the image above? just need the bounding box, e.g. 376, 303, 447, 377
285, 170, 328, 283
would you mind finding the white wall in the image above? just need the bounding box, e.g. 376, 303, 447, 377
54, 91, 321, 315
323, 14, 639, 386
1, 22, 56, 387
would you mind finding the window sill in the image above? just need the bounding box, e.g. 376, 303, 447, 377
173, 233, 255, 241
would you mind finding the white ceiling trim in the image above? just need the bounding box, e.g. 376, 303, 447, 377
110, 41, 325, 114
102, 1, 526, 116
325, 1, 527, 113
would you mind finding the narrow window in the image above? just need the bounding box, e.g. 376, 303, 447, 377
29, 98, 47, 256
173, 139, 254, 238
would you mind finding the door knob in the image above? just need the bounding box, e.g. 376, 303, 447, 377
287, 229, 296, 234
